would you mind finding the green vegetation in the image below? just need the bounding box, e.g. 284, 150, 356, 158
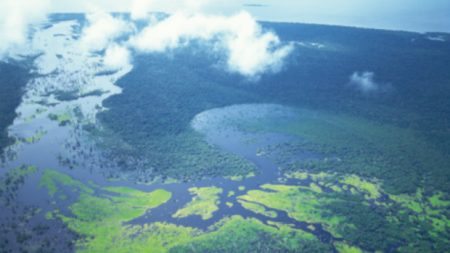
389, 189, 425, 213
173, 187, 223, 220
238, 184, 345, 238
429, 192, 450, 208
388, 189, 450, 238
96, 48, 276, 183
94, 127, 257, 182
40, 169, 93, 197
239, 108, 450, 195
41, 170, 332, 253
226, 172, 256, 181
3, 165, 37, 181
338, 175, 381, 199
3, 20, 450, 253
0, 166, 37, 189
238, 200, 277, 218
23, 129, 47, 144
94, 42, 450, 253
334, 242, 364, 253
288, 171, 381, 200
309, 183, 323, 194
58, 189, 173, 253
238, 170, 450, 253
98, 23, 450, 196
170, 216, 331, 253
48, 112, 72, 126
41, 170, 174, 253
286, 171, 309, 180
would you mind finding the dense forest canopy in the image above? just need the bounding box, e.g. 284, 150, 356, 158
99, 22, 450, 194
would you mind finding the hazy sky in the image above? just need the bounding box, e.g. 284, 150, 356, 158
49, 0, 450, 33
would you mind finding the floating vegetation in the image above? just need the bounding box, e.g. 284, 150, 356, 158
41, 170, 174, 253
40, 169, 93, 197
170, 216, 331, 253
173, 187, 223, 220
40, 170, 332, 253
238, 200, 278, 218
238, 184, 345, 238
239, 169, 450, 252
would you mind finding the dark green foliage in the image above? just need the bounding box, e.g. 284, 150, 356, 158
99, 23, 450, 192
100, 50, 255, 138
326, 192, 450, 252
325, 195, 404, 251
98, 50, 258, 180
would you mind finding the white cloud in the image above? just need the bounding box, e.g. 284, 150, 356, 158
129, 11, 293, 77
0, 0, 292, 78
103, 44, 131, 69
0, 0, 50, 58
182, 0, 210, 14
129, 0, 219, 18
131, 0, 156, 20
80, 10, 133, 52
349, 71, 381, 93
